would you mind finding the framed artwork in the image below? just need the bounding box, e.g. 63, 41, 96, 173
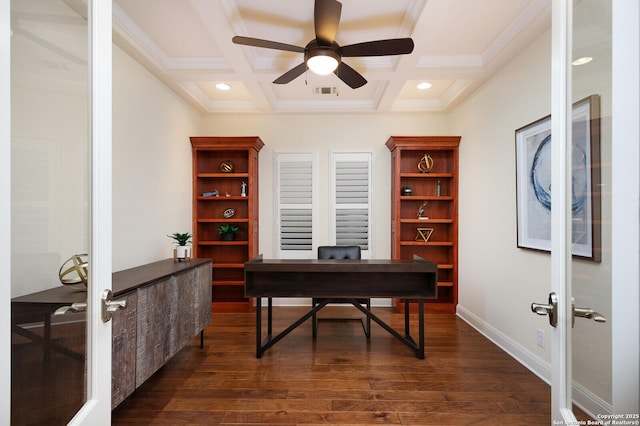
515, 95, 601, 261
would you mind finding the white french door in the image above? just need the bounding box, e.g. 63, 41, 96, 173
2, 0, 113, 424
550, 0, 639, 422
72, 0, 114, 422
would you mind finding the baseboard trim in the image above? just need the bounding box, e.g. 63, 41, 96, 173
456, 304, 612, 418
456, 305, 551, 383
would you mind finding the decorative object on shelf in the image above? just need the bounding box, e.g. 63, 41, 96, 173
167, 232, 192, 262
218, 223, 239, 241
241, 181, 247, 197
173, 247, 191, 262
219, 160, 235, 173
436, 180, 441, 196
401, 186, 412, 196
515, 95, 601, 261
415, 228, 434, 242
203, 189, 219, 197
223, 208, 236, 218
417, 153, 434, 173
59, 254, 89, 289
417, 201, 429, 219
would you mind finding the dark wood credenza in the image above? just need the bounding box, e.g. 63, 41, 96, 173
11, 258, 212, 409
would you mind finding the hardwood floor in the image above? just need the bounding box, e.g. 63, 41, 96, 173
112, 306, 555, 425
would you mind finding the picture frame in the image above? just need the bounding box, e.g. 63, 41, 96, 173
515, 95, 601, 261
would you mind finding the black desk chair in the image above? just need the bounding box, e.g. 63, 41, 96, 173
312, 245, 371, 338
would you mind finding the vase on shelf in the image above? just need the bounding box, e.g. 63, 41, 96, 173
220, 232, 236, 241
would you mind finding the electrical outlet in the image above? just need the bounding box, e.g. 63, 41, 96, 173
537, 328, 545, 348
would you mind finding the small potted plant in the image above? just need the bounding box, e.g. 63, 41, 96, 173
217, 224, 239, 241
167, 232, 192, 260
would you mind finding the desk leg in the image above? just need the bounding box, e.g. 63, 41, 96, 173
256, 297, 262, 358
350, 300, 425, 359
267, 297, 273, 337
404, 299, 410, 337
418, 299, 425, 359
255, 299, 330, 358
256, 298, 275, 358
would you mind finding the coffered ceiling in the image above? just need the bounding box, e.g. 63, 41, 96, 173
112, 0, 551, 114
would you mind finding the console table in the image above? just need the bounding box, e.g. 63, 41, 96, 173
11, 258, 212, 409
244, 255, 437, 359
110, 258, 212, 408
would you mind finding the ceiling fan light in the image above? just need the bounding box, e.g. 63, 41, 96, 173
307, 53, 339, 75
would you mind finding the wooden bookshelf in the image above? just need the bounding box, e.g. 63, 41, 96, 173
386, 136, 460, 314
190, 136, 264, 312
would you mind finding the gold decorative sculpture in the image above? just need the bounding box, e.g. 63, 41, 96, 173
415, 228, 434, 242
59, 254, 89, 290
219, 160, 235, 173
417, 153, 434, 173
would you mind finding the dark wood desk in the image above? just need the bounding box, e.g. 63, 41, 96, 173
244, 255, 438, 359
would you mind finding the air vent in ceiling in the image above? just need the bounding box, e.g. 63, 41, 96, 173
315, 87, 338, 95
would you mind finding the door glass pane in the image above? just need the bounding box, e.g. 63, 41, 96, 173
10, 0, 89, 423
571, 0, 612, 418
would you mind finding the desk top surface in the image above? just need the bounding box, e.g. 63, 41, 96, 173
245, 255, 437, 273
244, 255, 437, 298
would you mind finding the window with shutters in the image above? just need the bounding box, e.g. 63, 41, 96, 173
275, 152, 318, 258
330, 152, 372, 258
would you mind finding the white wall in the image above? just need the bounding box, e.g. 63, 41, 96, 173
452, 29, 553, 366
451, 25, 613, 411
112, 45, 202, 271
199, 112, 451, 259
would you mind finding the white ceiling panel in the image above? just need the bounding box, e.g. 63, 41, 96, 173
110, 0, 551, 113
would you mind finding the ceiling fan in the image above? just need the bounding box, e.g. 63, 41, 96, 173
232, 0, 414, 89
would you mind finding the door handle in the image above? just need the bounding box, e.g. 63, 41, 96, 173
54, 302, 88, 316
101, 289, 127, 323
572, 305, 606, 327
532, 292, 606, 328
531, 292, 558, 327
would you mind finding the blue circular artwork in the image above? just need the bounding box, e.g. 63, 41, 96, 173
530, 134, 588, 215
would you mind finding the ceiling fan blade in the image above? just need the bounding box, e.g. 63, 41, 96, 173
273, 62, 308, 84
334, 62, 367, 89
314, 0, 342, 44
341, 38, 415, 57
232, 36, 305, 53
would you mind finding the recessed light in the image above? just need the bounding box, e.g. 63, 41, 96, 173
417, 81, 432, 90
216, 83, 232, 91
572, 57, 593, 66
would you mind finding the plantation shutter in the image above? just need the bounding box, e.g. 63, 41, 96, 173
332, 153, 371, 255
276, 153, 316, 256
